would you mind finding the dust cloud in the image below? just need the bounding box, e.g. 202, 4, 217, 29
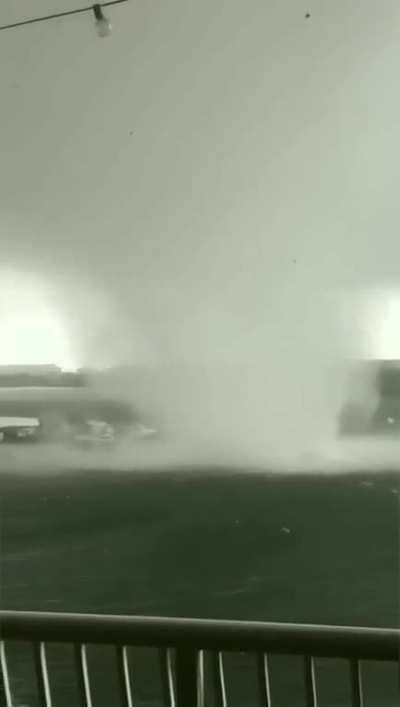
1, 268, 383, 475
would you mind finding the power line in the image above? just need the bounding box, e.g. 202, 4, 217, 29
0, 1, 128, 33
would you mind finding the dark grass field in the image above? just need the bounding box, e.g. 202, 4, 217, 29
1, 467, 399, 705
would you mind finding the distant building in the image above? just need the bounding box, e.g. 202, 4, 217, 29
0, 364, 61, 376
339, 359, 400, 436
0, 364, 86, 388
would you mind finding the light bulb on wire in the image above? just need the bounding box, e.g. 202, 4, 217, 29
0, 1, 128, 37
93, 4, 112, 37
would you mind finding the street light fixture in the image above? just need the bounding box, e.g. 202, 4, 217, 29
0, 1, 128, 37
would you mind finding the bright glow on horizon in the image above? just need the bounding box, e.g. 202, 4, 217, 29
367, 289, 400, 360
0, 270, 76, 370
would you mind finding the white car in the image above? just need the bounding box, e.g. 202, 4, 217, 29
0, 416, 40, 442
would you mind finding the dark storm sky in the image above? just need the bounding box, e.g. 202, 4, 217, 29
1, 0, 400, 366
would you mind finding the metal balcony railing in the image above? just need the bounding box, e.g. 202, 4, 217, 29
0, 610, 399, 706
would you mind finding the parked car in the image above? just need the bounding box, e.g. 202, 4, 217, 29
0, 387, 157, 446
0, 417, 41, 443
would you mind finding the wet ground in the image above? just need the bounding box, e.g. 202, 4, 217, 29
1, 467, 399, 705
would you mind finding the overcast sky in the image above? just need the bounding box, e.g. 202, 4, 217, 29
1, 0, 400, 369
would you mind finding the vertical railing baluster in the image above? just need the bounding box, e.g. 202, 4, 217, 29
116, 645, 134, 707
198, 650, 205, 707
159, 648, 176, 707
74, 644, 93, 707
33, 642, 52, 707
175, 647, 203, 707
0, 641, 13, 707
256, 653, 272, 707
211, 651, 227, 707
303, 656, 318, 707
350, 659, 364, 707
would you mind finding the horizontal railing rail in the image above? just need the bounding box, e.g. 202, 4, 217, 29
1, 610, 399, 706
1, 611, 399, 659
